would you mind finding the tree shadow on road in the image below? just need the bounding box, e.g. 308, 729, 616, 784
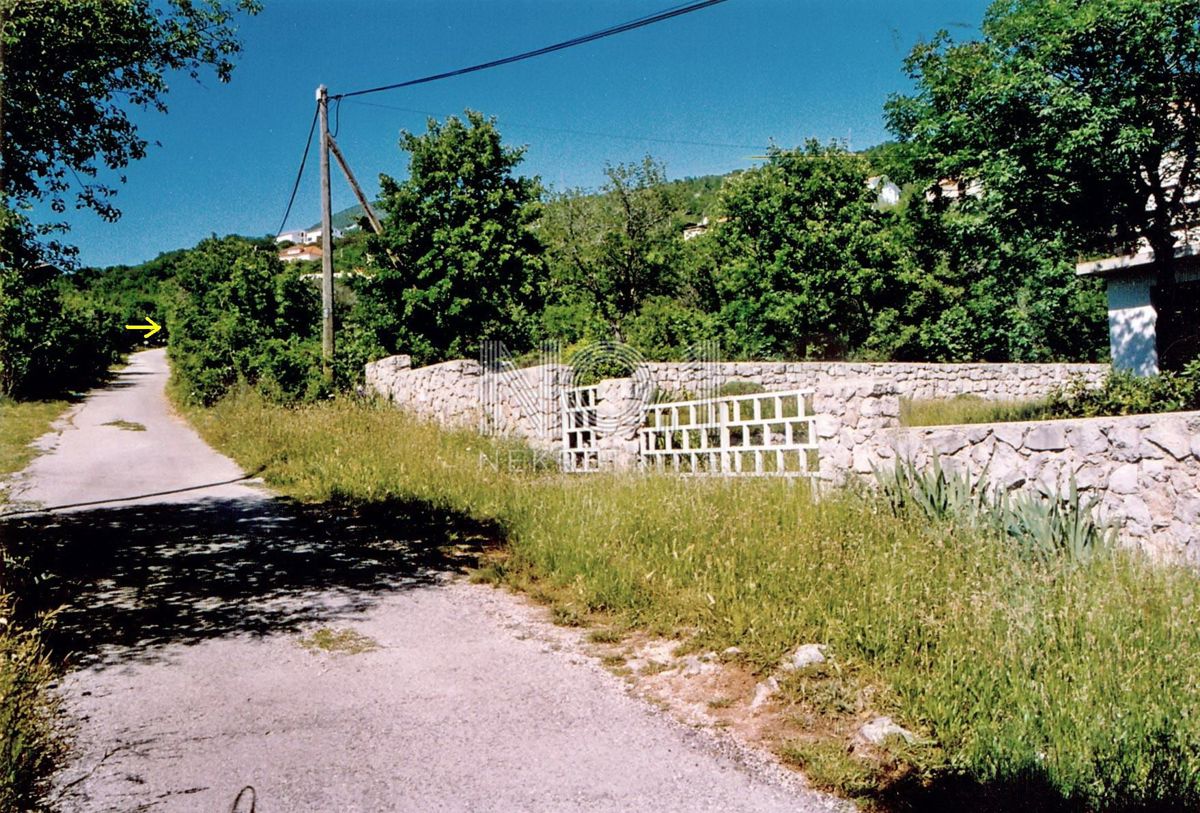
0, 498, 501, 670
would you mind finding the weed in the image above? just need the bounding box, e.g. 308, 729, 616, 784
780, 739, 882, 797
101, 419, 146, 432
298, 627, 379, 655
587, 628, 624, 644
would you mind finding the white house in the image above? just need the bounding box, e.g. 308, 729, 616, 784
1076, 240, 1200, 376
274, 227, 343, 245
867, 175, 902, 207
275, 229, 307, 245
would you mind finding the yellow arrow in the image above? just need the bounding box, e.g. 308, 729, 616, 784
125, 317, 161, 338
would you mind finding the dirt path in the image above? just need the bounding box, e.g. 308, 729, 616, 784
4, 350, 845, 812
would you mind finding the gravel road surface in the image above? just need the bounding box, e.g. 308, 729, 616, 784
3, 349, 845, 812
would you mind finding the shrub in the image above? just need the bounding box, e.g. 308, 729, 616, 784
169, 236, 324, 405
1049, 364, 1200, 418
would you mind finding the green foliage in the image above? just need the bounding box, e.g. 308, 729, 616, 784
0, 211, 122, 398
358, 111, 544, 365
194, 392, 1200, 809
1047, 364, 1200, 418
882, 0, 1200, 364
168, 235, 325, 405
542, 157, 685, 340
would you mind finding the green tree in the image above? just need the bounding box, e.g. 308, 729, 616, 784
1, 0, 260, 251
887, 0, 1200, 363
541, 157, 687, 342
0, 0, 258, 397
712, 141, 898, 359
359, 111, 544, 364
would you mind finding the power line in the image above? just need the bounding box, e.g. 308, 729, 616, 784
345, 99, 770, 152
274, 102, 319, 237
332, 0, 730, 100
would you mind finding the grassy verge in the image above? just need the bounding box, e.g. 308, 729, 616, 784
190, 389, 1200, 811
0, 398, 71, 495
0, 397, 71, 812
900, 395, 1053, 427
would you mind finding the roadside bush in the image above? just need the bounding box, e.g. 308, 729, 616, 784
0, 216, 122, 398
168, 236, 323, 405
249, 337, 328, 405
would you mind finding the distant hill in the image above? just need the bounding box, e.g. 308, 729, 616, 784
309, 203, 382, 232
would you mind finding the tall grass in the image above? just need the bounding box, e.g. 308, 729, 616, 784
191, 390, 1200, 809
900, 395, 1053, 427
0, 399, 71, 812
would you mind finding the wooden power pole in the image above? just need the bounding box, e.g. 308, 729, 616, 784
317, 84, 335, 377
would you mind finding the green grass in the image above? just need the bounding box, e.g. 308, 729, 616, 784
900, 395, 1054, 427
188, 389, 1200, 810
0, 398, 70, 492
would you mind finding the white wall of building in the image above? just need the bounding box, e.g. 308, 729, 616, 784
1106, 275, 1159, 376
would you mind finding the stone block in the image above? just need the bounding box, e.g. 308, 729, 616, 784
1026, 424, 1067, 451
1108, 463, 1139, 494
1145, 422, 1192, 460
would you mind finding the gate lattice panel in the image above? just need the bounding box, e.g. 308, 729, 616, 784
640, 389, 819, 477
561, 385, 601, 473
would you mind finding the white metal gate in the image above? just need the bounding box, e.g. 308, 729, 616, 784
560, 385, 601, 473
639, 389, 819, 477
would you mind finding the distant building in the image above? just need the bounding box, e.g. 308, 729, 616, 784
278, 244, 323, 263
867, 175, 902, 207
275, 229, 307, 245
1076, 238, 1200, 376
925, 177, 983, 203
683, 217, 711, 241
274, 227, 343, 246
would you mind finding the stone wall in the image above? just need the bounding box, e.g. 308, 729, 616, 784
365, 356, 571, 448
874, 412, 1200, 561
646, 361, 1108, 402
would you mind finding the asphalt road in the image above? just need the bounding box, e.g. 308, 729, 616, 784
4, 349, 845, 812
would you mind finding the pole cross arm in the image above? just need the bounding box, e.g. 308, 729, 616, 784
326, 134, 384, 235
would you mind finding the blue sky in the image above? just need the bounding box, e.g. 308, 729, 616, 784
60, 0, 991, 268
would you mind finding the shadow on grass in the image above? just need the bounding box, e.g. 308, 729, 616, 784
0, 497, 502, 670
872, 749, 1197, 813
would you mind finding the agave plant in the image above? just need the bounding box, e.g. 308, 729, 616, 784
874, 459, 1116, 564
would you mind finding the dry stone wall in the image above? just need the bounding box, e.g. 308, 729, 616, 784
646, 361, 1107, 401
874, 412, 1200, 561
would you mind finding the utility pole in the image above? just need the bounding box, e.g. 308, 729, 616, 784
317, 84, 335, 377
